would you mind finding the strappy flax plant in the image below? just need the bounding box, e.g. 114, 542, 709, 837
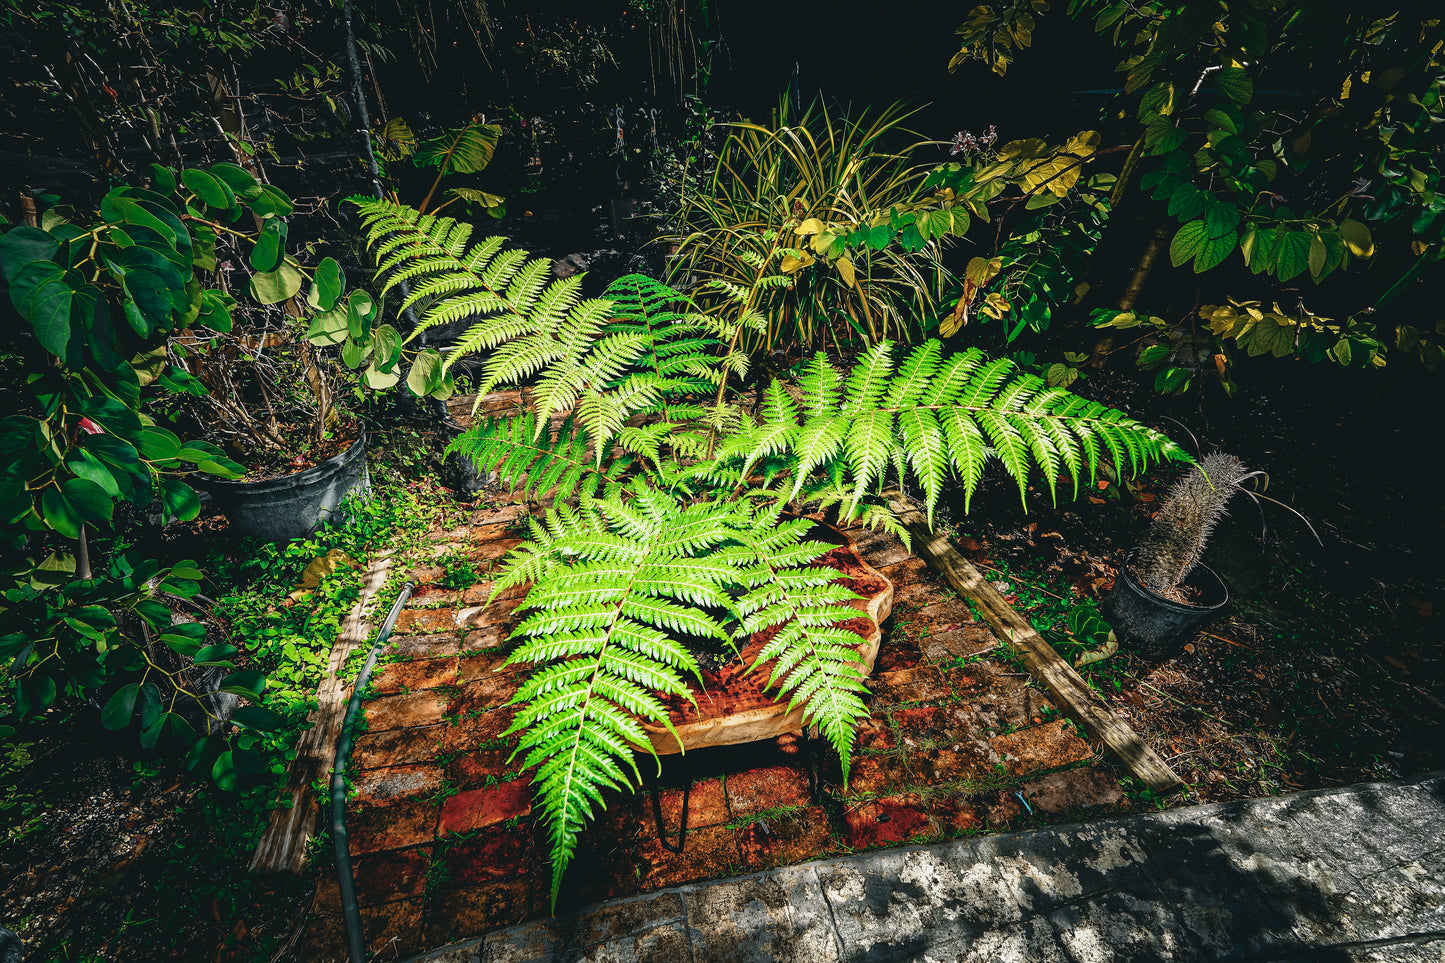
353, 197, 1188, 906
666, 99, 961, 351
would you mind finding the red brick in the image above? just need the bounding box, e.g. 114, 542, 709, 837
878, 556, 931, 586
362, 690, 450, 731
438, 778, 533, 835
870, 665, 950, 705
852, 718, 896, 752
408, 584, 460, 608
352, 846, 432, 906
446, 748, 518, 789
439, 824, 532, 887
636, 823, 740, 891
359, 898, 427, 957
991, 719, 1095, 776
347, 798, 438, 854
920, 624, 997, 663
392, 607, 461, 634
841, 754, 905, 797
353, 726, 446, 769
735, 805, 837, 871
370, 656, 457, 695
409, 565, 446, 584
843, 793, 934, 849
649, 777, 729, 832
725, 765, 812, 819
912, 747, 995, 784
474, 537, 524, 567
438, 707, 517, 755
448, 673, 521, 717
992, 688, 1057, 729
455, 593, 525, 629
386, 632, 462, 659
891, 704, 952, 739
455, 651, 521, 687
424, 879, 532, 946
875, 639, 923, 673
1019, 768, 1126, 814
461, 579, 529, 606
928, 795, 988, 836
353, 763, 445, 805
462, 622, 509, 651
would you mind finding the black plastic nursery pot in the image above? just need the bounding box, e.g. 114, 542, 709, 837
204, 429, 370, 543
1107, 552, 1230, 662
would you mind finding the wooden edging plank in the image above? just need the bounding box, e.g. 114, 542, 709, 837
887, 494, 1184, 793
249, 550, 395, 873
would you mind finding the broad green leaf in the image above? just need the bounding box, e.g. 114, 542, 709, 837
1339, 220, 1374, 257
212, 750, 238, 791
61, 477, 113, 524
137, 426, 182, 461
218, 668, 266, 701
1274, 229, 1313, 281
249, 218, 286, 272
150, 165, 178, 195
371, 323, 401, 370
102, 683, 140, 730
161, 478, 202, 523
249, 259, 303, 304
247, 185, 294, 218
306, 305, 349, 346
0, 225, 59, 284
40, 487, 81, 538
1215, 67, 1253, 104
346, 291, 376, 338
181, 168, 234, 210
208, 162, 262, 200
363, 362, 400, 389
67, 449, 121, 497
314, 256, 344, 310
232, 705, 284, 732
406, 347, 445, 396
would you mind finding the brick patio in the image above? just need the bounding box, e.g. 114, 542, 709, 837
296, 495, 1132, 960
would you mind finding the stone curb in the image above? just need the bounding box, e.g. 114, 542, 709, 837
403, 772, 1445, 963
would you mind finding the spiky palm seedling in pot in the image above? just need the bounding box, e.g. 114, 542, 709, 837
1131, 452, 1251, 601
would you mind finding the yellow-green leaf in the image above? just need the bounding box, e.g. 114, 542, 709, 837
1339, 220, 1374, 257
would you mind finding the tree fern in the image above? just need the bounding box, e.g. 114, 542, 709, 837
493, 488, 860, 910
358, 200, 1191, 907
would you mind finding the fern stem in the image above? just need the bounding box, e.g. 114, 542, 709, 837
708, 227, 785, 456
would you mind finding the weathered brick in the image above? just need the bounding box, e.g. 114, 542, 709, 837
362, 690, 451, 731
353, 726, 445, 769
386, 632, 461, 660
424, 879, 532, 947
392, 607, 461, 634
448, 672, 520, 717
369, 656, 457, 695
920, 623, 997, 663
438, 777, 533, 835
353, 763, 445, 805
842, 792, 934, 849
649, 777, 729, 832
1019, 767, 1126, 814
725, 765, 812, 819
841, 753, 906, 798
870, 665, 951, 705
347, 798, 438, 854
635, 823, 740, 891
735, 805, 836, 871
990, 719, 1095, 776
439, 824, 533, 888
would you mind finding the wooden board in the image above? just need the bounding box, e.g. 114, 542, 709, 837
249, 551, 395, 873
640, 528, 895, 755
886, 494, 1184, 793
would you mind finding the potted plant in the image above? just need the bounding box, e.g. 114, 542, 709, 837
25, 163, 460, 542
352, 196, 1190, 906
1107, 452, 1317, 660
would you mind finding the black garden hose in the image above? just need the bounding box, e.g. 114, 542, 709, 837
331, 579, 414, 963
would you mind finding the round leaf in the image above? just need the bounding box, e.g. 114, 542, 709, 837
161, 478, 202, 523
314, 257, 344, 311
102, 683, 140, 730
61, 477, 113, 524
249, 218, 286, 272
249, 260, 303, 304
212, 750, 238, 791
181, 168, 235, 210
